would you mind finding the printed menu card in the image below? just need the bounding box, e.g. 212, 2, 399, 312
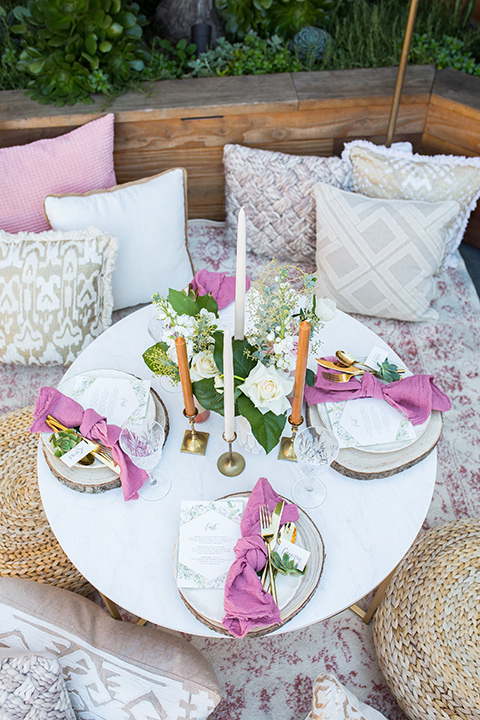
177, 500, 244, 589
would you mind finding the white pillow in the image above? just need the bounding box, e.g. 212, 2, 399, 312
341, 139, 480, 266
45, 169, 193, 310
314, 182, 459, 322
0, 227, 117, 365
305, 673, 388, 720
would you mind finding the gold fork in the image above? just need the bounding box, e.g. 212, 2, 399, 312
321, 371, 363, 383
259, 504, 278, 604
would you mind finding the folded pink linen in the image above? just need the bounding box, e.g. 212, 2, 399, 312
304, 364, 451, 425
30, 386, 148, 501
222, 477, 299, 638
191, 269, 250, 310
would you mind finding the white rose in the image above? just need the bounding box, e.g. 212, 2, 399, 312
315, 296, 337, 322
189, 349, 220, 382
239, 363, 293, 415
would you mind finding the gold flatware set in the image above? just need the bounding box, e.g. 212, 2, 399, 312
45, 414, 121, 474
316, 350, 405, 383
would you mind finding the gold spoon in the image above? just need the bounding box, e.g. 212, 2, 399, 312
336, 350, 405, 374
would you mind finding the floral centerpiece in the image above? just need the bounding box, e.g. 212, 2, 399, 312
143, 261, 336, 454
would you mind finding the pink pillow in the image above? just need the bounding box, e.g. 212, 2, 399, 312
0, 114, 116, 233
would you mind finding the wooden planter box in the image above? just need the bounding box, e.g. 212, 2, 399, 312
0, 65, 479, 246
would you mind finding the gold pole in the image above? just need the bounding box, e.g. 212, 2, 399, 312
385, 0, 420, 147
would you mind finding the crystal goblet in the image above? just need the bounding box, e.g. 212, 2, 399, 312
119, 421, 171, 501
292, 425, 339, 508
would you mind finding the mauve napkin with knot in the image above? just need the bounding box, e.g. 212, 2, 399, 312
304, 365, 451, 426
191, 269, 250, 310
222, 477, 298, 638
30, 386, 148, 501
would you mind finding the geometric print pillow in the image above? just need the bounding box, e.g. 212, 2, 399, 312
223, 143, 352, 264
314, 182, 459, 322
0, 649, 75, 720
341, 139, 480, 266
0, 227, 118, 365
0, 577, 221, 720
305, 672, 388, 720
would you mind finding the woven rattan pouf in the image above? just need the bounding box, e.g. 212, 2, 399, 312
372, 518, 480, 720
0, 407, 92, 595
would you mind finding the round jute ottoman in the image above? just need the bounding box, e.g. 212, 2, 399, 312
372, 518, 480, 720
0, 407, 92, 595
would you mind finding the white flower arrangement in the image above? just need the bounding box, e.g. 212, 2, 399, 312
143, 261, 335, 453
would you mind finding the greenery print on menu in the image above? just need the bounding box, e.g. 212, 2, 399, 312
143, 261, 336, 454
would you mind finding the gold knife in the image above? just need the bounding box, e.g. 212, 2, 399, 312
261, 501, 284, 602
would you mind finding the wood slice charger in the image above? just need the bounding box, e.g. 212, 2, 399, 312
41, 388, 169, 493
307, 405, 443, 480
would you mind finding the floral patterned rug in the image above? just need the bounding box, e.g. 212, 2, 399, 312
3, 219, 480, 720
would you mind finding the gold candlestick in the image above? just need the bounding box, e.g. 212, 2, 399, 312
278, 414, 303, 461
217, 432, 245, 476
180, 409, 209, 455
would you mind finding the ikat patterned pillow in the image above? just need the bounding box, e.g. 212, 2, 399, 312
342, 140, 480, 266
314, 182, 459, 322
0, 227, 117, 365
305, 672, 387, 720
223, 143, 351, 264
0, 577, 221, 720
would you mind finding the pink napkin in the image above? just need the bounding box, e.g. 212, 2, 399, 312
30, 386, 148, 501
304, 363, 451, 425
191, 269, 250, 310
222, 477, 299, 638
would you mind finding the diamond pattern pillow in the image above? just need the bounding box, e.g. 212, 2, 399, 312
224, 144, 351, 263
342, 139, 480, 265
0, 227, 117, 365
314, 182, 459, 322
0, 114, 116, 234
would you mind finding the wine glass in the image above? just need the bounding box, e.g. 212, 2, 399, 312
292, 425, 339, 508
119, 421, 171, 501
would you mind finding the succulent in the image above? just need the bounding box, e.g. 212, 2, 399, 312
376, 358, 402, 383
271, 551, 306, 576
291, 25, 333, 61
11, 0, 147, 105
49, 429, 82, 458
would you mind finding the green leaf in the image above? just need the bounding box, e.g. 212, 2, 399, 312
85, 34, 97, 55
213, 331, 224, 375
195, 293, 219, 316
142, 342, 179, 381
192, 377, 225, 415
232, 338, 257, 384
167, 288, 198, 317
236, 394, 286, 453
29, 59, 45, 73
99, 40, 113, 52
305, 368, 316, 387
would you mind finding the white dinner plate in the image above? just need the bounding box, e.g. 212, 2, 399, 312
173, 491, 325, 637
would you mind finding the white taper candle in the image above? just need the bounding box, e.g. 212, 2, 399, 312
223, 328, 235, 442
234, 207, 246, 340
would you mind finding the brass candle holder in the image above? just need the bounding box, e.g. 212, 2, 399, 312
180, 409, 209, 455
217, 432, 245, 476
278, 415, 303, 461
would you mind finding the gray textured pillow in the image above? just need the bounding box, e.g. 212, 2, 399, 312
0, 649, 74, 720
224, 144, 351, 263
0, 577, 221, 720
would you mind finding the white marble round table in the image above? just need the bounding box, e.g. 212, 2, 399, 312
37, 305, 436, 636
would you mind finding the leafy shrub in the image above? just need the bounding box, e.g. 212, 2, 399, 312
408, 33, 480, 75
11, 0, 148, 105
0, 6, 28, 90
187, 31, 304, 77
215, 0, 335, 41
142, 37, 197, 81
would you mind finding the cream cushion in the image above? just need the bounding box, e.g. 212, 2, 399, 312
305, 673, 387, 720
0, 227, 117, 365
223, 143, 351, 263
44, 169, 193, 310
0, 649, 75, 720
342, 139, 480, 265
314, 182, 459, 322
0, 576, 221, 720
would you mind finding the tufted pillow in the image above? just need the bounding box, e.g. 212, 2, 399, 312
44, 169, 193, 311
0, 649, 74, 720
223, 143, 351, 263
304, 673, 387, 720
0, 576, 221, 720
0, 227, 117, 365
0, 114, 116, 234
342, 139, 480, 266
314, 182, 459, 322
